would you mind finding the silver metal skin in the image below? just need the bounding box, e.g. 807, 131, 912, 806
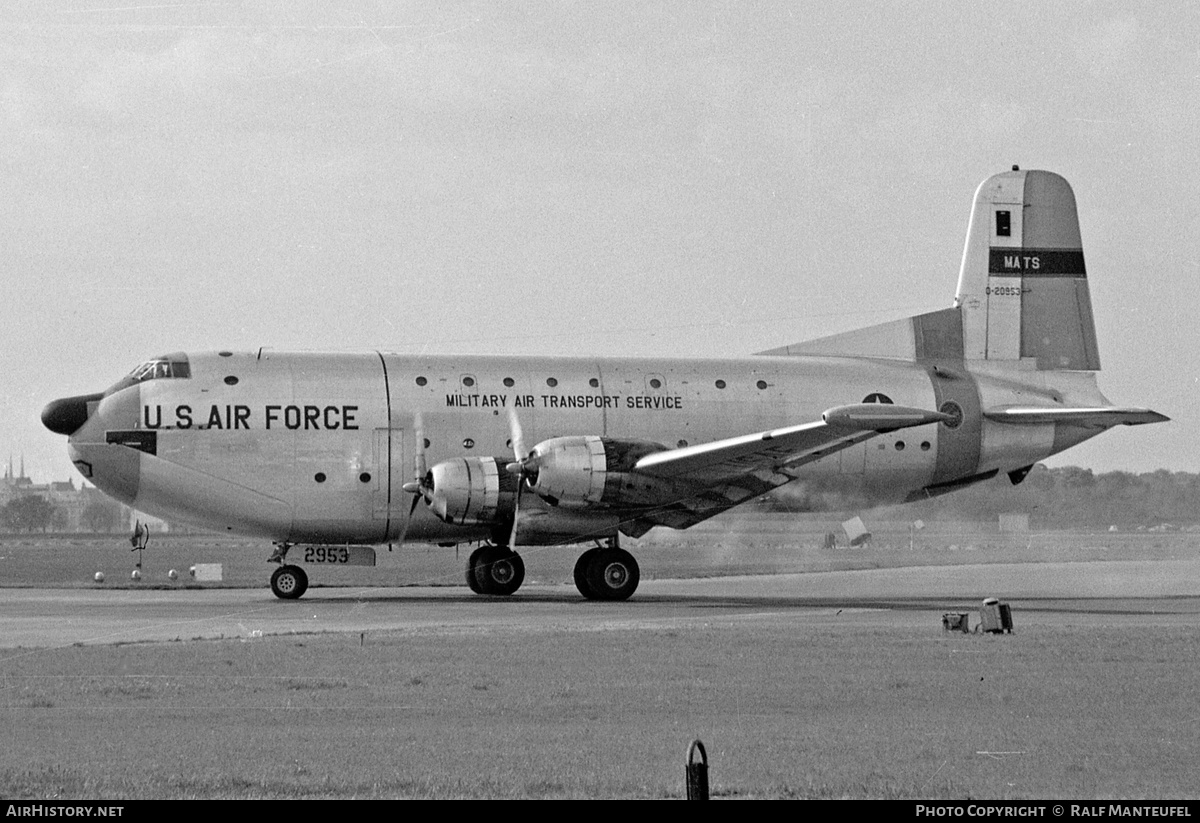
45, 170, 1167, 599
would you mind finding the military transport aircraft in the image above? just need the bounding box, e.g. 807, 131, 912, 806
42, 169, 1167, 601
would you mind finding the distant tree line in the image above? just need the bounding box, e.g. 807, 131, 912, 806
1, 496, 125, 533
4, 466, 1197, 533
764, 466, 1200, 530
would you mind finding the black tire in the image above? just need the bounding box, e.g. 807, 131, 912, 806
583, 548, 639, 601
573, 548, 600, 599
270, 564, 308, 600
471, 545, 525, 596
466, 547, 487, 594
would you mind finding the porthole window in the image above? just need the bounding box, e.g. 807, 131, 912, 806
359, 472, 371, 483
894, 441, 905, 451
314, 472, 326, 483
224, 376, 238, 386
423, 438, 431, 449
650, 378, 662, 389
589, 378, 599, 388
715, 380, 726, 389
463, 376, 475, 388
462, 438, 475, 449
939, 401, 964, 429
218, 351, 233, 358
677, 439, 689, 448
416, 376, 427, 386
920, 441, 931, 451
546, 377, 558, 388
756, 380, 768, 390
503, 377, 515, 388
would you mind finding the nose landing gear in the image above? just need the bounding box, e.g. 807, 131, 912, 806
267, 542, 308, 600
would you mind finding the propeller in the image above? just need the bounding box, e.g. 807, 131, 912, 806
503, 406, 534, 550
396, 413, 428, 547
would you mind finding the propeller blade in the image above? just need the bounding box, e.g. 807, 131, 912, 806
507, 406, 527, 463
396, 414, 430, 549
395, 489, 422, 547
507, 475, 522, 550
413, 412, 427, 481
504, 407, 529, 549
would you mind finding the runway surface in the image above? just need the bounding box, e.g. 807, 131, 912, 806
4, 559, 1200, 649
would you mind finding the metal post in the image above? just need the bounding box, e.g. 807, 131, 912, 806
686, 739, 709, 800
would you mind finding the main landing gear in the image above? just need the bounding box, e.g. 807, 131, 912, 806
466, 544, 526, 596
573, 543, 640, 601
461, 540, 641, 601
268, 542, 308, 600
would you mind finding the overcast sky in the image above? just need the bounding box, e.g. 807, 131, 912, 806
3, 1, 1197, 483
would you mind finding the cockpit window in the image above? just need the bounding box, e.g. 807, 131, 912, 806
101, 353, 191, 398
128, 355, 191, 382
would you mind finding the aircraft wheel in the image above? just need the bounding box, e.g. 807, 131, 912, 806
465, 547, 487, 594
583, 548, 639, 601
573, 548, 600, 599
271, 564, 308, 600
471, 545, 525, 596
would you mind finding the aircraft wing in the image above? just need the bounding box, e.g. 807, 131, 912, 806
983, 406, 1170, 428
618, 403, 948, 535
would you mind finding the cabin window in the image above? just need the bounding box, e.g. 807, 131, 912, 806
939, 401, 964, 429
415, 376, 427, 386
715, 380, 726, 389
503, 377, 515, 387
546, 377, 558, 388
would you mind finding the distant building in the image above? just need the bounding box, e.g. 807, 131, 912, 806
2, 455, 169, 533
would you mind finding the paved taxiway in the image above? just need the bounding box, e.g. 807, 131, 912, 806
3, 559, 1200, 649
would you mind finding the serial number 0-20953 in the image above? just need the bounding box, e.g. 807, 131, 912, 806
986, 286, 1023, 296
304, 546, 350, 564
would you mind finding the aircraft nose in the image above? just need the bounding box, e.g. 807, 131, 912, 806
41, 393, 104, 436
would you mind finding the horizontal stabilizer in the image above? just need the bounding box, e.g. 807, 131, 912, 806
984, 406, 1169, 428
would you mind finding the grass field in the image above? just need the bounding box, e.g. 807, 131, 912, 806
3, 621, 1198, 799
3, 518, 1199, 799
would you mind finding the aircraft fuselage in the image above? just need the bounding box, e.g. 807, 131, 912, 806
63, 348, 1094, 546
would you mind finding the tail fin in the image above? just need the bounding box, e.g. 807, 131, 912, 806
955, 168, 1100, 370
758, 169, 1101, 369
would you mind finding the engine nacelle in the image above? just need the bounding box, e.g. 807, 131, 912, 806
526, 436, 679, 508
426, 457, 517, 526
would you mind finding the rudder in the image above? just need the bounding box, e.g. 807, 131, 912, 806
954, 169, 1100, 370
